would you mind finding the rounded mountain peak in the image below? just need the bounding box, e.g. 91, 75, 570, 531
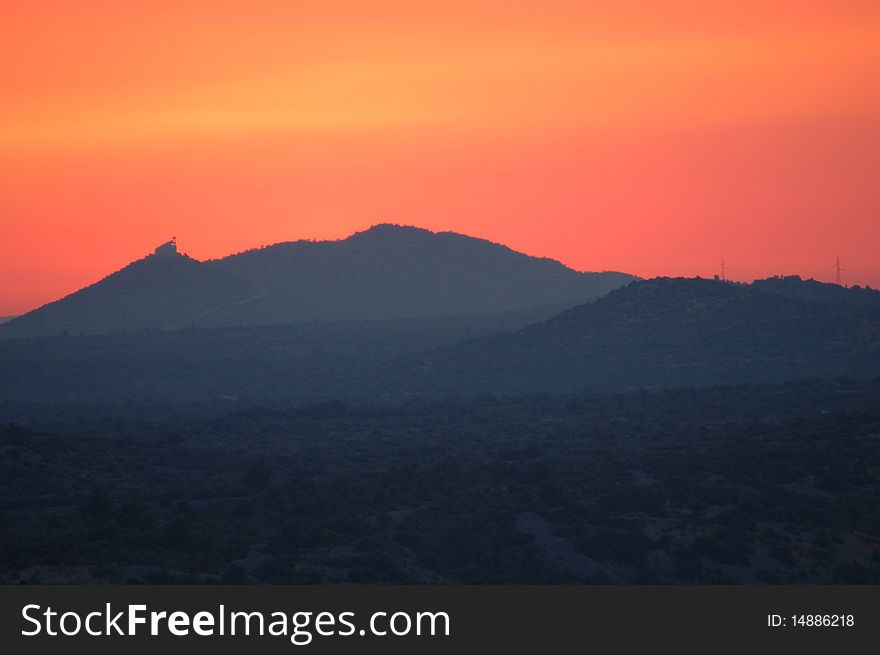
346, 223, 435, 242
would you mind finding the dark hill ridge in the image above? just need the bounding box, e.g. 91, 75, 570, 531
390, 277, 880, 395
751, 275, 880, 306
0, 224, 634, 338
0, 255, 262, 338
204, 224, 632, 325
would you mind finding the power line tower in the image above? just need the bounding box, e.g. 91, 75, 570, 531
834, 255, 844, 286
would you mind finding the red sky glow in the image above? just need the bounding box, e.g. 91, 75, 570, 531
2, 1, 879, 315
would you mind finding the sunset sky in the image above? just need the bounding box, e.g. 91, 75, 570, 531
2, 1, 879, 316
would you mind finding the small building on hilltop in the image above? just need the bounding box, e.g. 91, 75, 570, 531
153, 238, 178, 258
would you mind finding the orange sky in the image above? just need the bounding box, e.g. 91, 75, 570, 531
2, 1, 879, 315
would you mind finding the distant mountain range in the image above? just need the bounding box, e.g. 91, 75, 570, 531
389, 276, 880, 395
0, 225, 634, 339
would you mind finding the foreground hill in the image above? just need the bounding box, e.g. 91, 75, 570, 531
0, 225, 634, 338
392, 277, 880, 394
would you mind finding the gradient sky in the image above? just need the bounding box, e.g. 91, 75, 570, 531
2, 1, 879, 315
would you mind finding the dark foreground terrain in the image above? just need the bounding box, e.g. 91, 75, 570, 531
2, 378, 879, 584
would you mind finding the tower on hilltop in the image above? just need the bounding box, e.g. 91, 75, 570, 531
154, 237, 178, 258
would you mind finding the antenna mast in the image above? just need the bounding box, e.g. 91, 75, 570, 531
721, 257, 726, 282
834, 255, 844, 286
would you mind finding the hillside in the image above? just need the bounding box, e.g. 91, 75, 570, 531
752, 275, 880, 306
0, 255, 262, 338
391, 277, 880, 395
203, 224, 633, 325
0, 225, 634, 338
0, 307, 574, 406
4, 276, 880, 405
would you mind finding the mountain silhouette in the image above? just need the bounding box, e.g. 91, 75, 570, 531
0, 225, 634, 338
0, 254, 263, 338
391, 277, 880, 395
751, 275, 880, 306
